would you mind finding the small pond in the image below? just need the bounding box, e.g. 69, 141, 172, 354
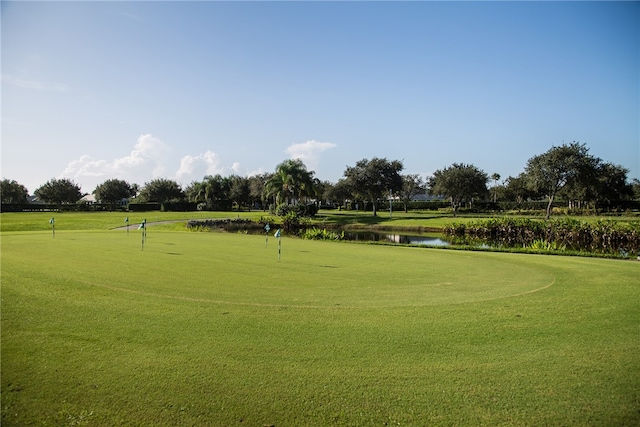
343, 231, 452, 246
188, 220, 637, 258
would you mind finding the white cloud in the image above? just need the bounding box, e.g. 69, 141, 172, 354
61, 134, 247, 192
247, 167, 266, 177
285, 140, 337, 171
62, 134, 171, 190
175, 150, 223, 182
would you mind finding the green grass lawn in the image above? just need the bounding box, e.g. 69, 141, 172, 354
0, 211, 271, 233
2, 219, 639, 425
0, 210, 466, 233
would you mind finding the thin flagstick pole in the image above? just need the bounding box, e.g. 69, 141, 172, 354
274, 228, 281, 261
141, 220, 146, 251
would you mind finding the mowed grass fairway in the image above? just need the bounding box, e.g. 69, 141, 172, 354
2, 228, 639, 425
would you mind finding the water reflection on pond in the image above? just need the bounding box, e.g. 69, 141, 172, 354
343, 231, 451, 246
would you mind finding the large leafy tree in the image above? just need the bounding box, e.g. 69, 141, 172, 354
34, 178, 83, 207
229, 175, 250, 209
343, 157, 403, 216
93, 179, 134, 210
524, 142, 595, 219
185, 180, 207, 204
203, 174, 232, 204
263, 159, 315, 207
314, 179, 335, 206
428, 163, 488, 216
326, 178, 353, 209
632, 178, 640, 201
248, 173, 269, 210
1, 179, 29, 204
590, 162, 632, 209
139, 178, 184, 209
186, 175, 232, 210
398, 174, 425, 213
503, 174, 539, 207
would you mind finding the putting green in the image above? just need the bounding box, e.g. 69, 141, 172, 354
2, 231, 554, 308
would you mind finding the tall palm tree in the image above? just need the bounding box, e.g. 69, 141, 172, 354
491, 173, 501, 203
263, 159, 315, 206
263, 172, 285, 206
186, 181, 206, 204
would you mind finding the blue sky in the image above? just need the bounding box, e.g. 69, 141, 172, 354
2, 1, 639, 194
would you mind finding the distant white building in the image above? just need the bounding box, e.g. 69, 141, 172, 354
80, 194, 96, 204
411, 192, 444, 202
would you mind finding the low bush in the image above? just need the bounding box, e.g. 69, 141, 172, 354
282, 212, 311, 234
276, 203, 318, 217
301, 227, 344, 241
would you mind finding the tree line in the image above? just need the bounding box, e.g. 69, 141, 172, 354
2, 142, 640, 216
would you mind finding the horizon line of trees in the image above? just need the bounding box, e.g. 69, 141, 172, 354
3, 142, 640, 217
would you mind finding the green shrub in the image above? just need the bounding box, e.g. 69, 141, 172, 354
301, 227, 344, 241
276, 203, 319, 217
282, 212, 311, 234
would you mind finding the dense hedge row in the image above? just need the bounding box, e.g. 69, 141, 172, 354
445, 217, 640, 255
4, 198, 638, 214
373, 200, 640, 213
0, 203, 126, 212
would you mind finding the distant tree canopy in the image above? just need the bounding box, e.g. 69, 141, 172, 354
313, 179, 335, 206
93, 179, 134, 209
325, 178, 353, 207
34, 178, 83, 207
1, 179, 29, 204
524, 142, 633, 218
139, 178, 184, 209
503, 173, 540, 207
185, 174, 232, 210
229, 175, 251, 209
428, 163, 488, 216
632, 179, 640, 201
525, 142, 593, 219
12, 141, 639, 214
398, 174, 426, 213
594, 163, 633, 204
343, 157, 403, 216
249, 173, 269, 209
